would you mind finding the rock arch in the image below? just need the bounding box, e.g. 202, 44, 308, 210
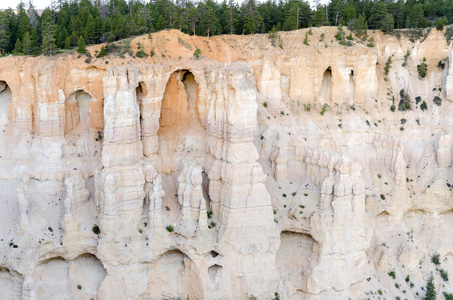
65, 89, 93, 133
276, 231, 315, 297
143, 249, 204, 299
157, 69, 207, 171
319, 67, 332, 103
0, 267, 22, 300
0, 80, 12, 127
33, 254, 106, 299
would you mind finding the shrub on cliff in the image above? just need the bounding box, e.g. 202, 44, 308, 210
97, 46, 106, 58
436, 16, 448, 31
303, 32, 309, 45
417, 57, 428, 78
384, 56, 392, 75
193, 48, 201, 59
433, 96, 442, 106
136, 49, 148, 58
423, 276, 436, 300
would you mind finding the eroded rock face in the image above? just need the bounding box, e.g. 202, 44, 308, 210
0, 28, 453, 299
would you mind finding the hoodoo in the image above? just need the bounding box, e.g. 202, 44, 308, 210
0, 27, 453, 299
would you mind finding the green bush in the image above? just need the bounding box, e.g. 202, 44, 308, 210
444, 292, 453, 300
420, 101, 428, 111
440, 269, 449, 281
388, 270, 396, 279
303, 32, 309, 45
432, 253, 441, 265
436, 16, 448, 31
320, 104, 328, 115
417, 57, 428, 78
193, 48, 201, 59
92, 224, 100, 235
423, 276, 436, 300
166, 225, 174, 232
385, 56, 392, 75
136, 49, 148, 58
335, 26, 345, 41
433, 96, 442, 106
97, 46, 106, 58
380, 194, 386, 200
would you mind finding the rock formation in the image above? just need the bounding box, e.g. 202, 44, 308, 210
0, 27, 452, 299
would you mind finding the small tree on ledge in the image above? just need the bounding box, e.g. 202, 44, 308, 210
77, 36, 86, 54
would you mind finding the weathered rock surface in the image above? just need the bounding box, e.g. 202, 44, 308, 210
0, 27, 452, 299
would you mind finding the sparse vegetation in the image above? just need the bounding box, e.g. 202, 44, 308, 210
136, 49, 148, 58
193, 48, 201, 59
433, 96, 442, 106
440, 269, 449, 281
444, 292, 453, 300
421, 101, 428, 111
92, 224, 100, 235
385, 56, 393, 75
208, 221, 217, 229
432, 253, 441, 265
417, 57, 428, 78
423, 276, 436, 300
97, 46, 106, 58
320, 104, 328, 116
303, 32, 309, 46
388, 271, 396, 279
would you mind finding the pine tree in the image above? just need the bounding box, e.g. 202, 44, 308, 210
0, 12, 10, 55
41, 11, 56, 55
77, 36, 86, 54
313, 6, 327, 27
14, 38, 22, 54
354, 14, 368, 38
30, 27, 39, 55
18, 14, 32, 41
64, 36, 71, 49
369, 2, 387, 29
225, 0, 237, 34
155, 14, 166, 31
243, 0, 263, 34
381, 13, 394, 33
341, 3, 356, 26
22, 31, 32, 54
187, 3, 200, 35
203, 0, 218, 37
85, 14, 96, 44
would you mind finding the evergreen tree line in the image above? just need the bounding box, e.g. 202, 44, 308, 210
0, 0, 452, 56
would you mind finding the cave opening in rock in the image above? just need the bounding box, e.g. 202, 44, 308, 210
33, 254, 106, 299
319, 67, 332, 103
0, 81, 12, 157
157, 69, 206, 171
0, 81, 12, 128
0, 267, 22, 299
136, 82, 146, 141
144, 249, 203, 299
65, 90, 92, 133
276, 231, 315, 297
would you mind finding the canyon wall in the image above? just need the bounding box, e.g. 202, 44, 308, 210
0, 27, 452, 299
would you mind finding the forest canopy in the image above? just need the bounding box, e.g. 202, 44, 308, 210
0, 0, 452, 56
